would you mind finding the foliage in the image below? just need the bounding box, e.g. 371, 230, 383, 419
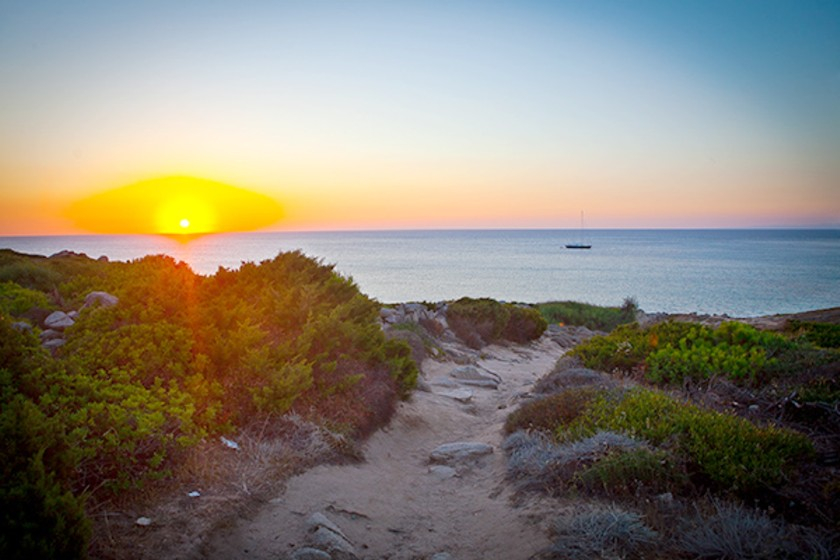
575, 447, 689, 497
571, 320, 815, 387
563, 388, 814, 493
0, 249, 419, 556
538, 297, 638, 331
504, 388, 598, 435
0, 320, 90, 559
0, 281, 50, 317
788, 320, 840, 349
446, 297, 546, 348
542, 504, 658, 560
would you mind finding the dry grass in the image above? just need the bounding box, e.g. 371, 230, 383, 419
87, 415, 346, 560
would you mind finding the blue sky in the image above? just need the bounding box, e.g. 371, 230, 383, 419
1, 0, 838, 232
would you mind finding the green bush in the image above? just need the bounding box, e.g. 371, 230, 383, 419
561, 387, 814, 493
575, 447, 689, 497
0, 281, 50, 317
571, 320, 808, 386
504, 388, 598, 435
788, 320, 840, 349
447, 297, 546, 348
538, 297, 638, 331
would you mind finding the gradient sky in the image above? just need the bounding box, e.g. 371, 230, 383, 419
1, 0, 838, 234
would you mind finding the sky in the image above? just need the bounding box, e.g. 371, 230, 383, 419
1, 0, 838, 234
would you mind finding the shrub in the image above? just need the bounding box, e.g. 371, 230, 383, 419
447, 297, 546, 348
542, 504, 658, 560
538, 297, 638, 332
576, 447, 689, 497
563, 388, 814, 494
504, 388, 598, 435
788, 320, 840, 349
677, 501, 811, 560
0, 281, 50, 317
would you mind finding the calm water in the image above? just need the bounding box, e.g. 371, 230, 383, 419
2, 230, 839, 317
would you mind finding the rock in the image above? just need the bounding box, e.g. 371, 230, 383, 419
135, 516, 152, 526
290, 547, 332, 560
431, 554, 453, 560
449, 366, 500, 389
11, 321, 32, 333
307, 513, 349, 542
306, 513, 356, 559
49, 250, 88, 259
428, 465, 457, 480
429, 442, 493, 465
42, 338, 66, 350
438, 388, 474, 403
67, 310, 79, 320
39, 328, 63, 341
83, 291, 119, 308
97, 255, 109, 262
44, 311, 74, 330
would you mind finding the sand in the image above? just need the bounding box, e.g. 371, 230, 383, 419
204, 334, 568, 560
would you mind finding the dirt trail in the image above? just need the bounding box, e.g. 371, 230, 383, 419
204, 335, 567, 559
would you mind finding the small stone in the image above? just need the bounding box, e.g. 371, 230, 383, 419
42, 338, 66, 350
438, 388, 473, 403
290, 548, 332, 560
135, 516, 152, 526
429, 442, 493, 465
431, 553, 453, 560
11, 321, 32, 333
429, 465, 457, 480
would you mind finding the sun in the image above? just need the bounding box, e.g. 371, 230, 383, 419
66, 176, 283, 237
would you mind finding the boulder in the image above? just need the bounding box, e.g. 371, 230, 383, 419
83, 291, 119, 309
449, 366, 500, 389
438, 388, 474, 403
429, 442, 493, 465
44, 311, 74, 330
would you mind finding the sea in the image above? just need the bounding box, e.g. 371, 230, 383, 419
2, 229, 838, 317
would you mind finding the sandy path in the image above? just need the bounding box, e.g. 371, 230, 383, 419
205, 335, 566, 560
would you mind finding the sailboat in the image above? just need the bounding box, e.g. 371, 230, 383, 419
565, 211, 592, 249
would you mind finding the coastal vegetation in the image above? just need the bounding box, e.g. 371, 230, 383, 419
537, 298, 638, 332
0, 249, 416, 559
446, 297, 547, 348
505, 316, 840, 559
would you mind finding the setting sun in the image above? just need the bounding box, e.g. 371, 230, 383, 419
66, 176, 283, 236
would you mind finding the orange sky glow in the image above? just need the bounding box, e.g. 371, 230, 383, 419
0, 2, 837, 235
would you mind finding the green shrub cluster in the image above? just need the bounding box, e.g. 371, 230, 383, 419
571, 320, 812, 386
788, 319, 840, 349
1, 250, 418, 557
446, 297, 547, 348
505, 385, 813, 496
538, 297, 638, 331
0, 281, 49, 316
563, 388, 814, 493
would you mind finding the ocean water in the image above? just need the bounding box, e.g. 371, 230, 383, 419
2, 229, 838, 317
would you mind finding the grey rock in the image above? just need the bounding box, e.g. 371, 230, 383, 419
306, 513, 356, 559
428, 465, 457, 480
309, 527, 356, 558
431, 554, 454, 560
42, 338, 66, 350
83, 291, 119, 308
11, 321, 32, 333
438, 388, 474, 403
307, 512, 349, 542
449, 366, 500, 389
44, 311, 74, 330
429, 442, 493, 465
290, 547, 332, 560
39, 328, 63, 341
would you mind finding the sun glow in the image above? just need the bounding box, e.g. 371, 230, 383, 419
67, 176, 283, 236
